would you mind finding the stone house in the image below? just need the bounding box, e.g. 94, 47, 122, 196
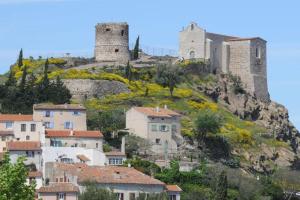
166, 185, 182, 200
33, 104, 87, 131
179, 22, 269, 101
44, 162, 180, 200
6, 141, 43, 171
126, 106, 181, 154
37, 183, 79, 200
0, 114, 43, 151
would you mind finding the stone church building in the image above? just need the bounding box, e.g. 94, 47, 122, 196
179, 22, 269, 101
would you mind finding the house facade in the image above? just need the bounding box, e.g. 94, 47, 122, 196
33, 104, 87, 131
126, 106, 181, 154
37, 183, 79, 200
105, 151, 127, 166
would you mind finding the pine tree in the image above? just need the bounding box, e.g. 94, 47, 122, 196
50, 76, 71, 104
5, 67, 17, 87
214, 171, 228, 200
133, 36, 140, 60
18, 48, 23, 67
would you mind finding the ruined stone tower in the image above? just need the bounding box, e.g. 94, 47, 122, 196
95, 22, 130, 63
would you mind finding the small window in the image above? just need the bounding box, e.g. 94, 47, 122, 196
151, 124, 157, 132
26, 151, 34, 157
44, 122, 53, 129
30, 124, 36, 132
73, 111, 80, 115
121, 30, 124, 36
159, 125, 169, 132
115, 49, 119, 53
161, 118, 164, 120
21, 124, 26, 132
256, 47, 261, 58
129, 193, 136, 200
191, 24, 194, 30
106, 28, 111, 31
45, 110, 51, 117
26, 135, 30, 141
96, 143, 98, 148
64, 122, 73, 129
5, 122, 13, 129
1, 137, 5, 141
156, 138, 160, 144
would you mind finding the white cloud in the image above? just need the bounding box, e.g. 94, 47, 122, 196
0, 0, 77, 4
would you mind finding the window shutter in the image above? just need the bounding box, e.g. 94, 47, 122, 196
50, 122, 54, 129
64, 193, 66, 200
50, 111, 54, 117
70, 122, 73, 129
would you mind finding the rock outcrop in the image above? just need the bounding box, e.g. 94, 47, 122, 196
63, 79, 130, 100
197, 75, 299, 151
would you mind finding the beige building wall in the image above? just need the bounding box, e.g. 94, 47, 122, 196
33, 110, 87, 131
38, 193, 78, 200
13, 121, 44, 142
126, 108, 148, 138
45, 137, 103, 151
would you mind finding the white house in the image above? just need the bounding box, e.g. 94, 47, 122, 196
126, 106, 182, 154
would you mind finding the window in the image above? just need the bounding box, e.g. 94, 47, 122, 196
159, 125, 169, 132
73, 111, 80, 115
191, 23, 194, 30
96, 143, 98, 148
109, 158, 123, 165
121, 30, 124, 36
45, 110, 51, 117
1, 137, 5, 141
58, 193, 65, 200
44, 122, 54, 129
171, 124, 177, 132
115, 49, 119, 52
5, 122, 13, 129
156, 138, 161, 144
26, 135, 30, 141
189, 51, 195, 59
64, 122, 73, 129
26, 151, 34, 157
256, 47, 261, 58
161, 118, 165, 120
151, 124, 157, 132
116, 193, 124, 200
30, 124, 36, 132
21, 124, 26, 132
169, 194, 177, 200
129, 193, 136, 200
106, 28, 111, 31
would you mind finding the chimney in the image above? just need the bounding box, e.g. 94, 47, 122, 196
121, 136, 125, 153
70, 130, 74, 136
164, 105, 168, 109
156, 106, 160, 113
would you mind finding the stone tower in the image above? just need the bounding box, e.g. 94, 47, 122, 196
95, 22, 130, 63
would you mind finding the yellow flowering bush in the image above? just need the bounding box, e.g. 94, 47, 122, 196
221, 123, 254, 145
187, 100, 218, 111
174, 88, 193, 98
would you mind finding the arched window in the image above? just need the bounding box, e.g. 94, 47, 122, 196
189, 51, 195, 59
191, 24, 194, 31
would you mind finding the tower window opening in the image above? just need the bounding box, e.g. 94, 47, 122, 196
106, 28, 111, 32
121, 30, 124, 36
256, 47, 261, 59
115, 49, 119, 53
191, 24, 194, 30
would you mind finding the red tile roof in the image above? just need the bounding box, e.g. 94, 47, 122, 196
77, 166, 165, 186
33, 103, 86, 111
133, 107, 180, 118
105, 151, 126, 156
166, 185, 182, 192
28, 171, 43, 178
7, 141, 41, 151
37, 183, 79, 193
0, 114, 33, 121
45, 130, 103, 138
77, 154, 90, 162
0, 131, 14, 136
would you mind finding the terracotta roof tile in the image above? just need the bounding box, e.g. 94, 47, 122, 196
77, 154, 90, 162
133, 107, 180, 118
46, 130, 103, 138
0, 114, 33, 121
78, 166, 165, 186
28, 171, 43, 177
33, 103, 86, 111
105, 151, 126, 156
166, 185, 182, 192
37, 183, 79, 193
7, 141, 41, 151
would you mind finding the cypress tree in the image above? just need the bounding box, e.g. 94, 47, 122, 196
18, 48, 23, 67
133, 36, 140, 60
37, 58, 50, 102
19, 66, 28, 91
125, 61, 132, 81
214, 171, 228, 200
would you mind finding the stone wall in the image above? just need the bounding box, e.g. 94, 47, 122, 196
95, 22, 130, 64
62, 79, 130, 100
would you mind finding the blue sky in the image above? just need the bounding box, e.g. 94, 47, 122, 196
1, 0, 300, 129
